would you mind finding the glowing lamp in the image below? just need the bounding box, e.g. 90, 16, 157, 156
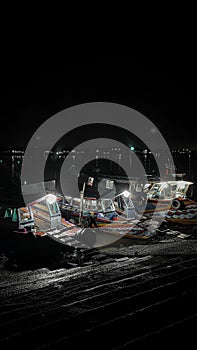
123, 190, 130, 198
46, 194, 57, 204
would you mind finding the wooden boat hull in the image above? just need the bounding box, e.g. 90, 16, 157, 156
143, 198, 197, 225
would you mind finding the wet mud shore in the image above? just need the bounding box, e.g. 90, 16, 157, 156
1, 227, 197, 348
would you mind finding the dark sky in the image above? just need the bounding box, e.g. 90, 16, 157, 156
1, 53, 196, 150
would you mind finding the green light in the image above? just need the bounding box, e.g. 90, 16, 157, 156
0, 160, 2, 163
130, 146, 135, 151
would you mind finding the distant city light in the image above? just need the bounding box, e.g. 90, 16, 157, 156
130, 146, 135, 151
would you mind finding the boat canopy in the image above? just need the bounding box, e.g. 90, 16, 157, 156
147, 180, 193, 199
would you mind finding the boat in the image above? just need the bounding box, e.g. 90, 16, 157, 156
57, 195, 121, 227
142, 180, 197, 225
57, 194, 156, 240
0, 192, 64, 235
0, 178, 157, 249
0, 203, 35, 233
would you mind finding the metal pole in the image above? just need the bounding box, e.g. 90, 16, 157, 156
189, 152, 191, 178
79, 182, 85, 226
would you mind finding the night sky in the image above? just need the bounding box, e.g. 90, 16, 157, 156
1, 53, 197, 150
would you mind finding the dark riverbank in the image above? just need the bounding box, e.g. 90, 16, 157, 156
1, 252, 197, 348
0, 228, 76, 271
1, 222, 197, 273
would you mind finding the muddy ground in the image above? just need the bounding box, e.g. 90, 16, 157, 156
0, 227, 197, 348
